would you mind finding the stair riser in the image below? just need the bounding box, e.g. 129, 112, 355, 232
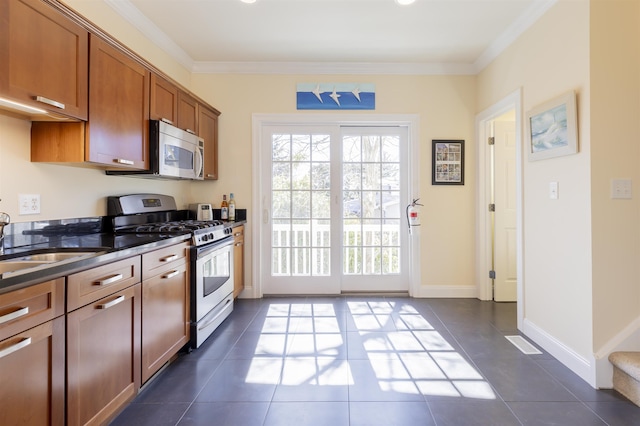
613, 366, 640, 407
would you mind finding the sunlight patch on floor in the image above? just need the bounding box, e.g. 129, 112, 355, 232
244, 300, 497, 400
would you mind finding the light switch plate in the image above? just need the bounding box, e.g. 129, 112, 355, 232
19, 194, 40, 215
611, 179, 632, 199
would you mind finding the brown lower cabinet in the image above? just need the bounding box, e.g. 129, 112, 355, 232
0, 317, 65, 425
141, 242, 190, 383
0, 278, 65, 426
67, 283, 141, 426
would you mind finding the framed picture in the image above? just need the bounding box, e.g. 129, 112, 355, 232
432, 140, 464, 185
526, 90, 578, 161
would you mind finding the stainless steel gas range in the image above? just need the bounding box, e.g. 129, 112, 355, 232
108, 194, 234, 348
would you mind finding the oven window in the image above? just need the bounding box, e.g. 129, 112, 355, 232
202, 250, 231, 297
164, 144, 195, 170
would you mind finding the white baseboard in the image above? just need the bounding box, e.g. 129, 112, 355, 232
522, 318, 596, 387
413, 285, 478, 298
592, 315, 640, 389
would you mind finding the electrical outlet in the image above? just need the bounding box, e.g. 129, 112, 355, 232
19, 194, 41, 215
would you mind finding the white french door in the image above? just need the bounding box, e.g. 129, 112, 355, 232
260, 122, 409, 295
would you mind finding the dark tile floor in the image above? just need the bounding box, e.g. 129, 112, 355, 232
111, 297, 640, 426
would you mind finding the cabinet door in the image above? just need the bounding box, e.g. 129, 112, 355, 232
177, 91, 198, 134
141, 261, 189, 382
67, 284, 141, 426
87, 35, 149, 170
198, 104, 220, 180
0, 0, 88, 120
0, 317, 65, 426
149, 73, 178, 124
233, 226, 245, 298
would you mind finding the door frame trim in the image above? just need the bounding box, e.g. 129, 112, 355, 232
475, 89, 523, 329
250, 113, 421, 298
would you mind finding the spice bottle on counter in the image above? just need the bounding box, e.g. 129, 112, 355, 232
228, 193, 236, 221
221, 194, 229, 220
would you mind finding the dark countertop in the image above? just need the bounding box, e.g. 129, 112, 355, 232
0, 215, 248, 295
0, 232, 192, 295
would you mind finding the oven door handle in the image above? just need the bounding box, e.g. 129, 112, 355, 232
197, 237, 234, 258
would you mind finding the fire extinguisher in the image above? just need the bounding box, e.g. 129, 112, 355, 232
406, 198, 423, 228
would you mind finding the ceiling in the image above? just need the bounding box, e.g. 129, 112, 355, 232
104, 0, 556, 75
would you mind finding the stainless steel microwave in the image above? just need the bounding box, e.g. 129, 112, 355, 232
106, 119, 204, 180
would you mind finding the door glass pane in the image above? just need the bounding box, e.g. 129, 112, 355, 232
342, 133, 401, 276
272, 133, 331, 277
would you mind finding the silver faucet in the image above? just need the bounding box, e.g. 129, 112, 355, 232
0, 212, 9, 255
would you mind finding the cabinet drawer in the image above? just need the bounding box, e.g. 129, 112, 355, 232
67, 256, 140, 312
142, 242, 189, 279
0, 278, 64, 341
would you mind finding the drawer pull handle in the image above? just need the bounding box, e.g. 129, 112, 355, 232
113, 158, 134, 165
234, 232, 242, 237
0, 337, 32, 359
185, 128, 195, 135
0, 307, 29, 325
235, 242, 243, 247
160, 254, 178, 262
97, 295, 125, 310
206, 174, 215, 178
35, 95, 65, 110
94, 273, 124, 286
162, 270, 180, 279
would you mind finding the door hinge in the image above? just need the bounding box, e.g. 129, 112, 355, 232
488, 203, 495, 212
488, 136, 495, 146
489, 270, 496, 279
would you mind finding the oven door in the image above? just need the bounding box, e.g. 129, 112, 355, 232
194, 237, 234, 322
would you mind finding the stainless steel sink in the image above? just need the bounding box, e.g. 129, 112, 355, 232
0, 261, 50, 275
11, 252, 97, 262
0, 251, 104, 278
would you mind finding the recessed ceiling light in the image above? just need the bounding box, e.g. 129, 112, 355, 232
240, 0, 257, 3
395, 0, 416, 5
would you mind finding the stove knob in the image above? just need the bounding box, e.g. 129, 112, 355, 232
201, 234, 208, 242
209, 232, 214, 240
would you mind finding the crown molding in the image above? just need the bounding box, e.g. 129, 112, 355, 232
473, 0, 558, 73
191, 61, 476, 75
103, 0, 194, 70
106, 0, 557, 76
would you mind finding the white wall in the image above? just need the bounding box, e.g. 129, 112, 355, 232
478, 0, 594, 376
478, 0, 640, 387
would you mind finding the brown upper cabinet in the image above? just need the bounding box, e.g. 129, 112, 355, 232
177, 91, 198, 134
149, 73, 178, 125
87, 36, 149, 169
198, 104, 220, 180
32, 35, 150, 170
0, 0, 89, 120
150, 73, 220, 180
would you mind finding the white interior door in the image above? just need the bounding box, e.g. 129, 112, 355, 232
493, 116, 517, 301
260, 123, 410, 295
